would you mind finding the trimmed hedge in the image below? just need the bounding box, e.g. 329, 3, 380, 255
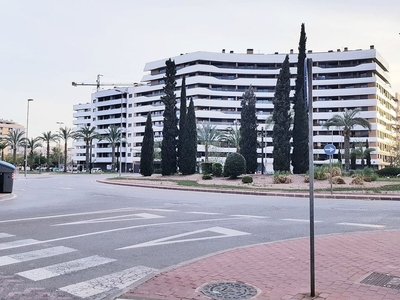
201, 162, 213, 174
212, 163, 223, 177
376, 167, 400, 177
242, 175, 253, 184
223, 153, 246, 179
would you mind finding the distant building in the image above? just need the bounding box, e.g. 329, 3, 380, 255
72, 46, 399, 171
0, 119, 24, 156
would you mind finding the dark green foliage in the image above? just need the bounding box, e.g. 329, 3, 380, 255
212, 162, 223, 177
178, 76, 187, 171
242, 175, 253, 184
140, 113, 154, 176
351, 142, 356, 170
338, 147, 342, 163
154, 168, 162, 174
239, 86, 258, 173
179, 98, 197, 174
201, 162, 213, 174
292, 23, 309, 174
375, 167, 400, 177
161, 59, 178, 175
202, 174, 212, 180
223, 152, 246, 179
272, 55, 292, 172
366, 139, 371, 167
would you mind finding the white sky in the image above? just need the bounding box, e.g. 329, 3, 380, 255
1, 0, 399, 138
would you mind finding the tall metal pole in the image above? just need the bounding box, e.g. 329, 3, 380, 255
56, 122, 64, 171
115, 89, 126, 177
306, 58, 315, 297
261, 127, 264, 174
24, 99, 33, 177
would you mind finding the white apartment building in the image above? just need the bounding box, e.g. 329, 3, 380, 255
72, 46, 399, 172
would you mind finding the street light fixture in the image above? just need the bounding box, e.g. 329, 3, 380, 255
115, 88, 128, 177
24, 99, 33, 177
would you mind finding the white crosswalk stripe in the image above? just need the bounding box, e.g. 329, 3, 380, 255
17, 255, 116, 281
60, 265, 157, 298
0, 246, 77, 266
0, 233, 14, 239
0, 239, 39, 250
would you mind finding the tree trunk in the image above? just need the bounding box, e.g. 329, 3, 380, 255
344, 134, 350, 171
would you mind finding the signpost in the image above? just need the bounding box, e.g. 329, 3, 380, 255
324, 144, 336, 194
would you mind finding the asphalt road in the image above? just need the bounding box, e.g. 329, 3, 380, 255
0, 173, 399, 299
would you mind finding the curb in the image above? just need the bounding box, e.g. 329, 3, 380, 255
97, 179, 400, 201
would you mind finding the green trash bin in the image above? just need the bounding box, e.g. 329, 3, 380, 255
0, 161, 16, 193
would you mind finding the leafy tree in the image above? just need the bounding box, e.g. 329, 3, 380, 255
161, 58, 178, 175
272, 55, 292, 172
57, 126, 75, 173
223, 152, 246, 179
197, 122, 221, 162
38, 131, 58, 170
140, 113, 154, 176
324, 108, 371, 171
337, 147, 342, 164
291, 23, 309, 174
4, 129, 25, 165
353, 141, 375, 168
239, 86, 258, 173
74, 125, 102, 173
178, 76, 187, 171
180, 98, 197, 174
365, 139, 372, 167
104, 125, 121, 171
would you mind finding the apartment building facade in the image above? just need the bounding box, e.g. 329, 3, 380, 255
0, 119, 24, 156
72, 46, 399, 172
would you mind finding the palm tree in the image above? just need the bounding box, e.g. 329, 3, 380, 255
4, 129, 25, 165
57, 126, 75, 173
74, 125, 102, 172
103, 125, 121, 171
22, 137, 42, 170
0, 140, 8, 161
38, 131, 58, 170
220, 125, 241, 153
197, 122, 222, 162
324, 108, 371, 171
353, 144, 375, 168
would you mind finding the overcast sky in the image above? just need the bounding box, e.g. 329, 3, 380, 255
1, 0, 399, 138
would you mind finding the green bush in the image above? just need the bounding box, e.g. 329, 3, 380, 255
201, 162, 213, 174
361, 167, 378, 181
223, 153, 246, 179
376, 167, 400, 177
273, 171, 292, 184
202, 173, 212, 180
154, 168, 162, 174
314, 165, 329, 180
242, 175, 253, 184
212, 163, 223, 177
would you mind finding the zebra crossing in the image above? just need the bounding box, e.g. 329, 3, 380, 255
0, 233, 157, 299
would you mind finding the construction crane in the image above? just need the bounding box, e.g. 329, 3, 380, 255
72, 74, 137, 91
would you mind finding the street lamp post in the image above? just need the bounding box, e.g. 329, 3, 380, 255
261, 127, 264, 174
115, 89, 127, 177
24, 99, 33, 177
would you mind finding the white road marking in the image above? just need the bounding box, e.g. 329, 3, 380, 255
0, 246, 76, 266
280, 218, 323, 223
231, 214, 269, 219
59, 265, 156, 298
54, 213, 165, 226
186, 212, 222, 215
337, 222, 385, 228
0, 239, 39, 250
117, 227, 250, 250
0, 233, 14, 239
17, 255, 116, 281
0, 217, 243, 251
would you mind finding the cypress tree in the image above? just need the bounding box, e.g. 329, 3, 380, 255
180, 98, 197, 174
140, 113, 154, 176
291, 23, 309, 174
366, 139, 371, 167
178, 76, 187, 172
239, 86, 258, 173
350, 142, 356, 170
161, 58, 178, 175
272, 55, 292, 172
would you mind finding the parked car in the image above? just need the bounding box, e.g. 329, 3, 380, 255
91, 168, 102, 173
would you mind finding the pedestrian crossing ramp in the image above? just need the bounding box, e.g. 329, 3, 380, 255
0, 233, 156, 299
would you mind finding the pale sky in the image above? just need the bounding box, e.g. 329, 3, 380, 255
1, 0, 399, 138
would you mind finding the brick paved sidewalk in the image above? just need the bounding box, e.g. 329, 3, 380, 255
119, 230, 400, 300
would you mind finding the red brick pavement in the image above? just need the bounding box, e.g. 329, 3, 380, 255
120, 230, 400, 300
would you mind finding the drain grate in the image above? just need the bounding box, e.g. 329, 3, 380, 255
360, 272, 400, 290
201, 281, 258, 300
